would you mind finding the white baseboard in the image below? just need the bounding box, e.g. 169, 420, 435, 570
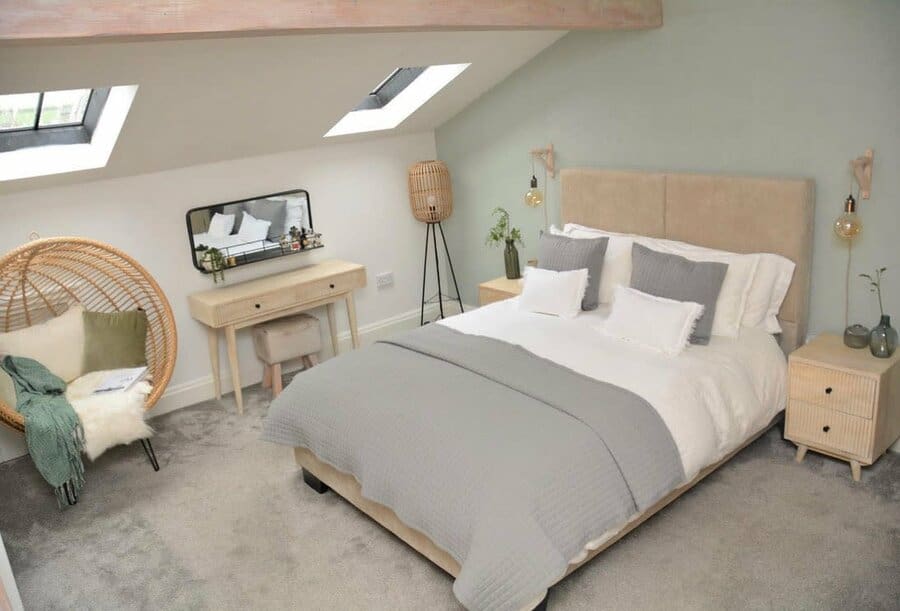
150, 301, 475, 420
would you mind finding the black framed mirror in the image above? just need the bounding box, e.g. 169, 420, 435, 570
186, 189, 322, 275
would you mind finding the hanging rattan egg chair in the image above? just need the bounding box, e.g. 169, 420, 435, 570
0, 237, 177, 434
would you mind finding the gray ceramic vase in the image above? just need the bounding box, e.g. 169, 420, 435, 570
869, 315, 897, 358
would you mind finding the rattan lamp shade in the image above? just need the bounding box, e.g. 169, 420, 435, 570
408, 160, 453, 223
0, 237, 177, 433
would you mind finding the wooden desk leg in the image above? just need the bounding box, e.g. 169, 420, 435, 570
345, 291, 360, 349
206, 327, 222, 400
326, 301, 339, 356
224, 325, 243, 414
850, 460, 861, 482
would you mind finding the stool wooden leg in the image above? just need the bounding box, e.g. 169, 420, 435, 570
262, 363, 272, 389
272, 363, 283, 397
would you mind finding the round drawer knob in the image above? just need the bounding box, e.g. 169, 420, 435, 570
822, 425, 830, 433
329, 283, 335, 289
255, 303, 261, 309
824, 387, 833, 395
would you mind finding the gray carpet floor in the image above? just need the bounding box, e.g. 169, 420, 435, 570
1, 378, 898, 611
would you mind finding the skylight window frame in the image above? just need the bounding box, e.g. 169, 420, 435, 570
325, 63, 470, 138
0, 88, 94, 134
0, 88, 109, 154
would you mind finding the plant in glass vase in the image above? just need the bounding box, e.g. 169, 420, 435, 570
860, 266, 896, 358
485, 207, 524, 279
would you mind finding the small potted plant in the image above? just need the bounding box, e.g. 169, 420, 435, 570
860, 266, 896, 358
485, 207, 524, 279
194, 244, 227, 283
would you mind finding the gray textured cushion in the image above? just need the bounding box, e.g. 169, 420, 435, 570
630, 243, 728, 345
538, 233, 608, 310
244, 199, 287, 241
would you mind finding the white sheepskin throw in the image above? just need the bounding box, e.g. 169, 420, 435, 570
66, 371, 153, 461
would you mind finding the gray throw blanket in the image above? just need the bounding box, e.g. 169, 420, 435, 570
264, 325, 684, 610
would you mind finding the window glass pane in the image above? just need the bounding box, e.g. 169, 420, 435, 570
0, 93, 40, 131
38, 89, 92, 127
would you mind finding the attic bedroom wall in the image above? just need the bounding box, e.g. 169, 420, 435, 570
0, 131, 438, 462
436, 0, 899, 343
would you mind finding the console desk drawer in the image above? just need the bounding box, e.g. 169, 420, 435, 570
785, 401, 874, 461
216, 269, 362, 325
789, 362, 876, 418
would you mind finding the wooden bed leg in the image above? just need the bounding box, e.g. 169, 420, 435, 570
302, 468, 330, 494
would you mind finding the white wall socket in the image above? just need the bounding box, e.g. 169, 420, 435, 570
375, 271, 394, 289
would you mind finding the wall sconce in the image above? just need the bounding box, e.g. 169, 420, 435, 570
850, 148, 874, 200
524, 144, 555, 230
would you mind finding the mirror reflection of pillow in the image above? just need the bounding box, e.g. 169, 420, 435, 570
208, 212, 236, 237
236, 212, 272, 243
244, 199, 287, 242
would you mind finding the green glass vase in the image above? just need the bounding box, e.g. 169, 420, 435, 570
504, 239, 521, 280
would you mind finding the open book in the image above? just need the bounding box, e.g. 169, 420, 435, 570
92, 366, 149, 394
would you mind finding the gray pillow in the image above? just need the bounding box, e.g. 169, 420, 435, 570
221, 203, 244, 233
538, 233, 608, 310
244, 199, 287, 241
630, 242, 728, 345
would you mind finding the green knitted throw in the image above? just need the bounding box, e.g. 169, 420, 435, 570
1, 355, 85, 506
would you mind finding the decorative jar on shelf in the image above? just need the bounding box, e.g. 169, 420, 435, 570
869, 315, 897, 358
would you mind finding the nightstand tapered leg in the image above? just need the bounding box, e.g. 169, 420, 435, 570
795, 445, 808, 463
850, 460, 861, 482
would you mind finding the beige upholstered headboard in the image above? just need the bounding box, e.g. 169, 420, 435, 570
561, 169, 815, 352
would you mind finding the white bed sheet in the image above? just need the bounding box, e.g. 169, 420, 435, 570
439, 297, 787, 480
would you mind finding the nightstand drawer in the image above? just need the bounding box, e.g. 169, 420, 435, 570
789, 362, 876, 418
785, 401, 873, 460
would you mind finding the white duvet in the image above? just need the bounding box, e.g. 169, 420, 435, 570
440, 297, 787, 480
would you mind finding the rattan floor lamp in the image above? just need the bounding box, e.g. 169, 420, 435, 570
408, 161, 464, 325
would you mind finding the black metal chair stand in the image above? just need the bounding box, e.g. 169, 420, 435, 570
420, 221, 464, 326
140, 438, 160, 472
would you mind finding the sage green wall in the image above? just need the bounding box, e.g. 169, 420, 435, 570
436, 0, 899, 338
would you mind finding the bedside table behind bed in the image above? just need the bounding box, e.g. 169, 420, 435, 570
785, 333, 900, 481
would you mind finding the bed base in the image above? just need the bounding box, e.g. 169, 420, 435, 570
294, 415, 781, 607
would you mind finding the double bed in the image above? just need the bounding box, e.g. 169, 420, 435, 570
263, 169, 815, 610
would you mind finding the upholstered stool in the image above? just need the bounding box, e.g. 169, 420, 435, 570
253, 313, 322, 397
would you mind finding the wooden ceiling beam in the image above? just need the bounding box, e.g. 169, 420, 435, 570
0, 1, 662, 43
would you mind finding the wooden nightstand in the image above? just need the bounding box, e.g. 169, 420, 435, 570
785, 333, 900, 481
478, 276, 522, 306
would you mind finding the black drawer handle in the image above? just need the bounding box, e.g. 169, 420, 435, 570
824, 387, 833, 395
329, 283, 335, 289
822, 425, 830, 433
255, 303, 261, 309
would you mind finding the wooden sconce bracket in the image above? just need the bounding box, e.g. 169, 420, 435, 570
850, 149, 874, 200
530, 144, 555, 179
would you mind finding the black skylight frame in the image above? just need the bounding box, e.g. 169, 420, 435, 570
353, 67, 426, 111
0, 87, 110, 153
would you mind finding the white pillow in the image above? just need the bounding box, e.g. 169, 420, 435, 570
555, 224, 634, 305
562, 223, 757, 338
741, 253, 796, 333
284, 195, 308, 234
236, 212, 272, 243
0, 305, 85, 382
208, 212, 235, 237
518, 266, 588, 319
598, 286, 704, 356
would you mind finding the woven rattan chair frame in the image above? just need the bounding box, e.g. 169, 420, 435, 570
0, 237, 177, 433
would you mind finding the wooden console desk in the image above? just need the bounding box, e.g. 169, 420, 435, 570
188, 259, 367, 413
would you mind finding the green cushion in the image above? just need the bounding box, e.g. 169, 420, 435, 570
82, 310, 148, 373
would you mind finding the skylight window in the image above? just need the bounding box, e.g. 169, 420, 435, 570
0, 89, 92, 132
325, 63, 469, 138
0, 85, 138, 182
